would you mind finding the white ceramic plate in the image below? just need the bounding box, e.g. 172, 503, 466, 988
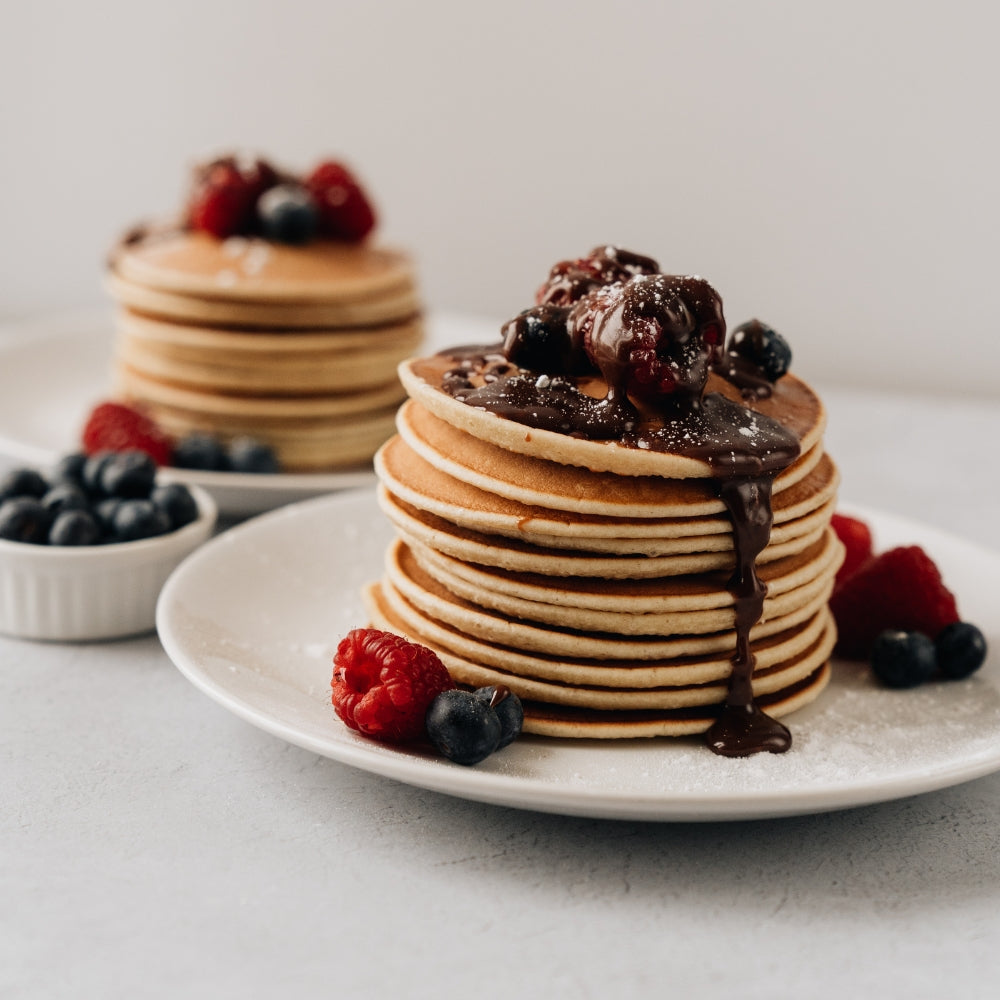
157, 491, 1000, 822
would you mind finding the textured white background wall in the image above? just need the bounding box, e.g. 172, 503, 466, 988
1, 0, 997, 395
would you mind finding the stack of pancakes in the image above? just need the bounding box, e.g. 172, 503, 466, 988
364, 351, 842, 740
106, 230, 422, 471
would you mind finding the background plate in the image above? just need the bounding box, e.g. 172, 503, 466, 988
156, 490, 1000, 821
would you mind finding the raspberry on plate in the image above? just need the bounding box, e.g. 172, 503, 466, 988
830, 545, 960, 659
331, 628, 455, 744
830, 512, 874, 586
81, 401, 174, 466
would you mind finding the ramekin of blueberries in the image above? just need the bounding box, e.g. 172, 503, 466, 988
0, 449, 216, 641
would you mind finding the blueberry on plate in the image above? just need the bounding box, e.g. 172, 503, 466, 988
228, 436, 280, 474
257, 183, 321, 245
110, 499, 172, 542
870, 629, 937, 689
48, 509, 101, 546
425, 689, 502, 765
935, 622, 988, 680
0, 497, 52, 543
0, 467, 49, 502
474, 685, 524, 749
173, 433, 231, 472
728, 319, 792, 382
150, 483, 199, 531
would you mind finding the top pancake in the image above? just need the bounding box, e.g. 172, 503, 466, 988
111, 228, 418, 305
399, 354, 825, 481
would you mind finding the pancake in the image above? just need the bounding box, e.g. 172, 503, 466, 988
116, 311, 423, 395
399, 355, 825, 480
375, 431, 839, 547
111, 230, 418, 307
395, 397, 827, 519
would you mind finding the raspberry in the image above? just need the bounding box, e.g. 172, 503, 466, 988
80, 401, 174, 467
573, 273, 724, 405
830, 512, 874, 586
187, 158, 259, 238
830, 545, 960, 659
331, 628, 454, 744
305, 160, 376, 241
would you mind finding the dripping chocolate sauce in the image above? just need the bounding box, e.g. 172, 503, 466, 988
439, 251, 801, 757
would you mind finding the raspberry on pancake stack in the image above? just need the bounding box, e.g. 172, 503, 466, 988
106, 154, 422, 472
366, 246, 843, 757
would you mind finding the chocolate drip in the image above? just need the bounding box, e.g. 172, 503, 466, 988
705, 476, 792, 756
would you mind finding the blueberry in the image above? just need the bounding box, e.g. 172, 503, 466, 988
111, 499, 171, 542
228, 436, 280, 474
870, 630, 937, 689
94, 496, 125, 535
173, 433, 231, 472
81, 451, 117, 496
0, 497, 52, 543
48, 509, 101, 546
935, 622, 988, 680
150, 483, 199, 530
41, 483, 89, 516
100, 449, 157, 498
474, 685, 524, 749
257, 183, 321, 245
50, 452, 88, 488
425, 689, 502, 765
0, 467, 49, 501
501, 304, 587, 374
728, 319, 792, 382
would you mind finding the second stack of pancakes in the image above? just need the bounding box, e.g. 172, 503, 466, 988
107, 230, 422, 471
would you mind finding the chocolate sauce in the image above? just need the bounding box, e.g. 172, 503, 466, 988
437, 251, 804, 757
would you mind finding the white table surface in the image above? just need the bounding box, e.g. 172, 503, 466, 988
3, 314, 1000, 999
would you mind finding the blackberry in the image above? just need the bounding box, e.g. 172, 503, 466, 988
100, 449, 157, 498
870, 630, 937, 689
0, 497, 52, 543
728, 319, 792, 382
425, 689, 502, 765
935, 622, 988, 680
48, 509, 101, 546
228, 437, 280, 474
150, 483, 199, 531
257, 183, 321, 244
0, 467, 48, 501
173, 433, 231, 471
474, 685, 524, 749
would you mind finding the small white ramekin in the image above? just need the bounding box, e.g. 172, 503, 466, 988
0, 485, 216, 641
